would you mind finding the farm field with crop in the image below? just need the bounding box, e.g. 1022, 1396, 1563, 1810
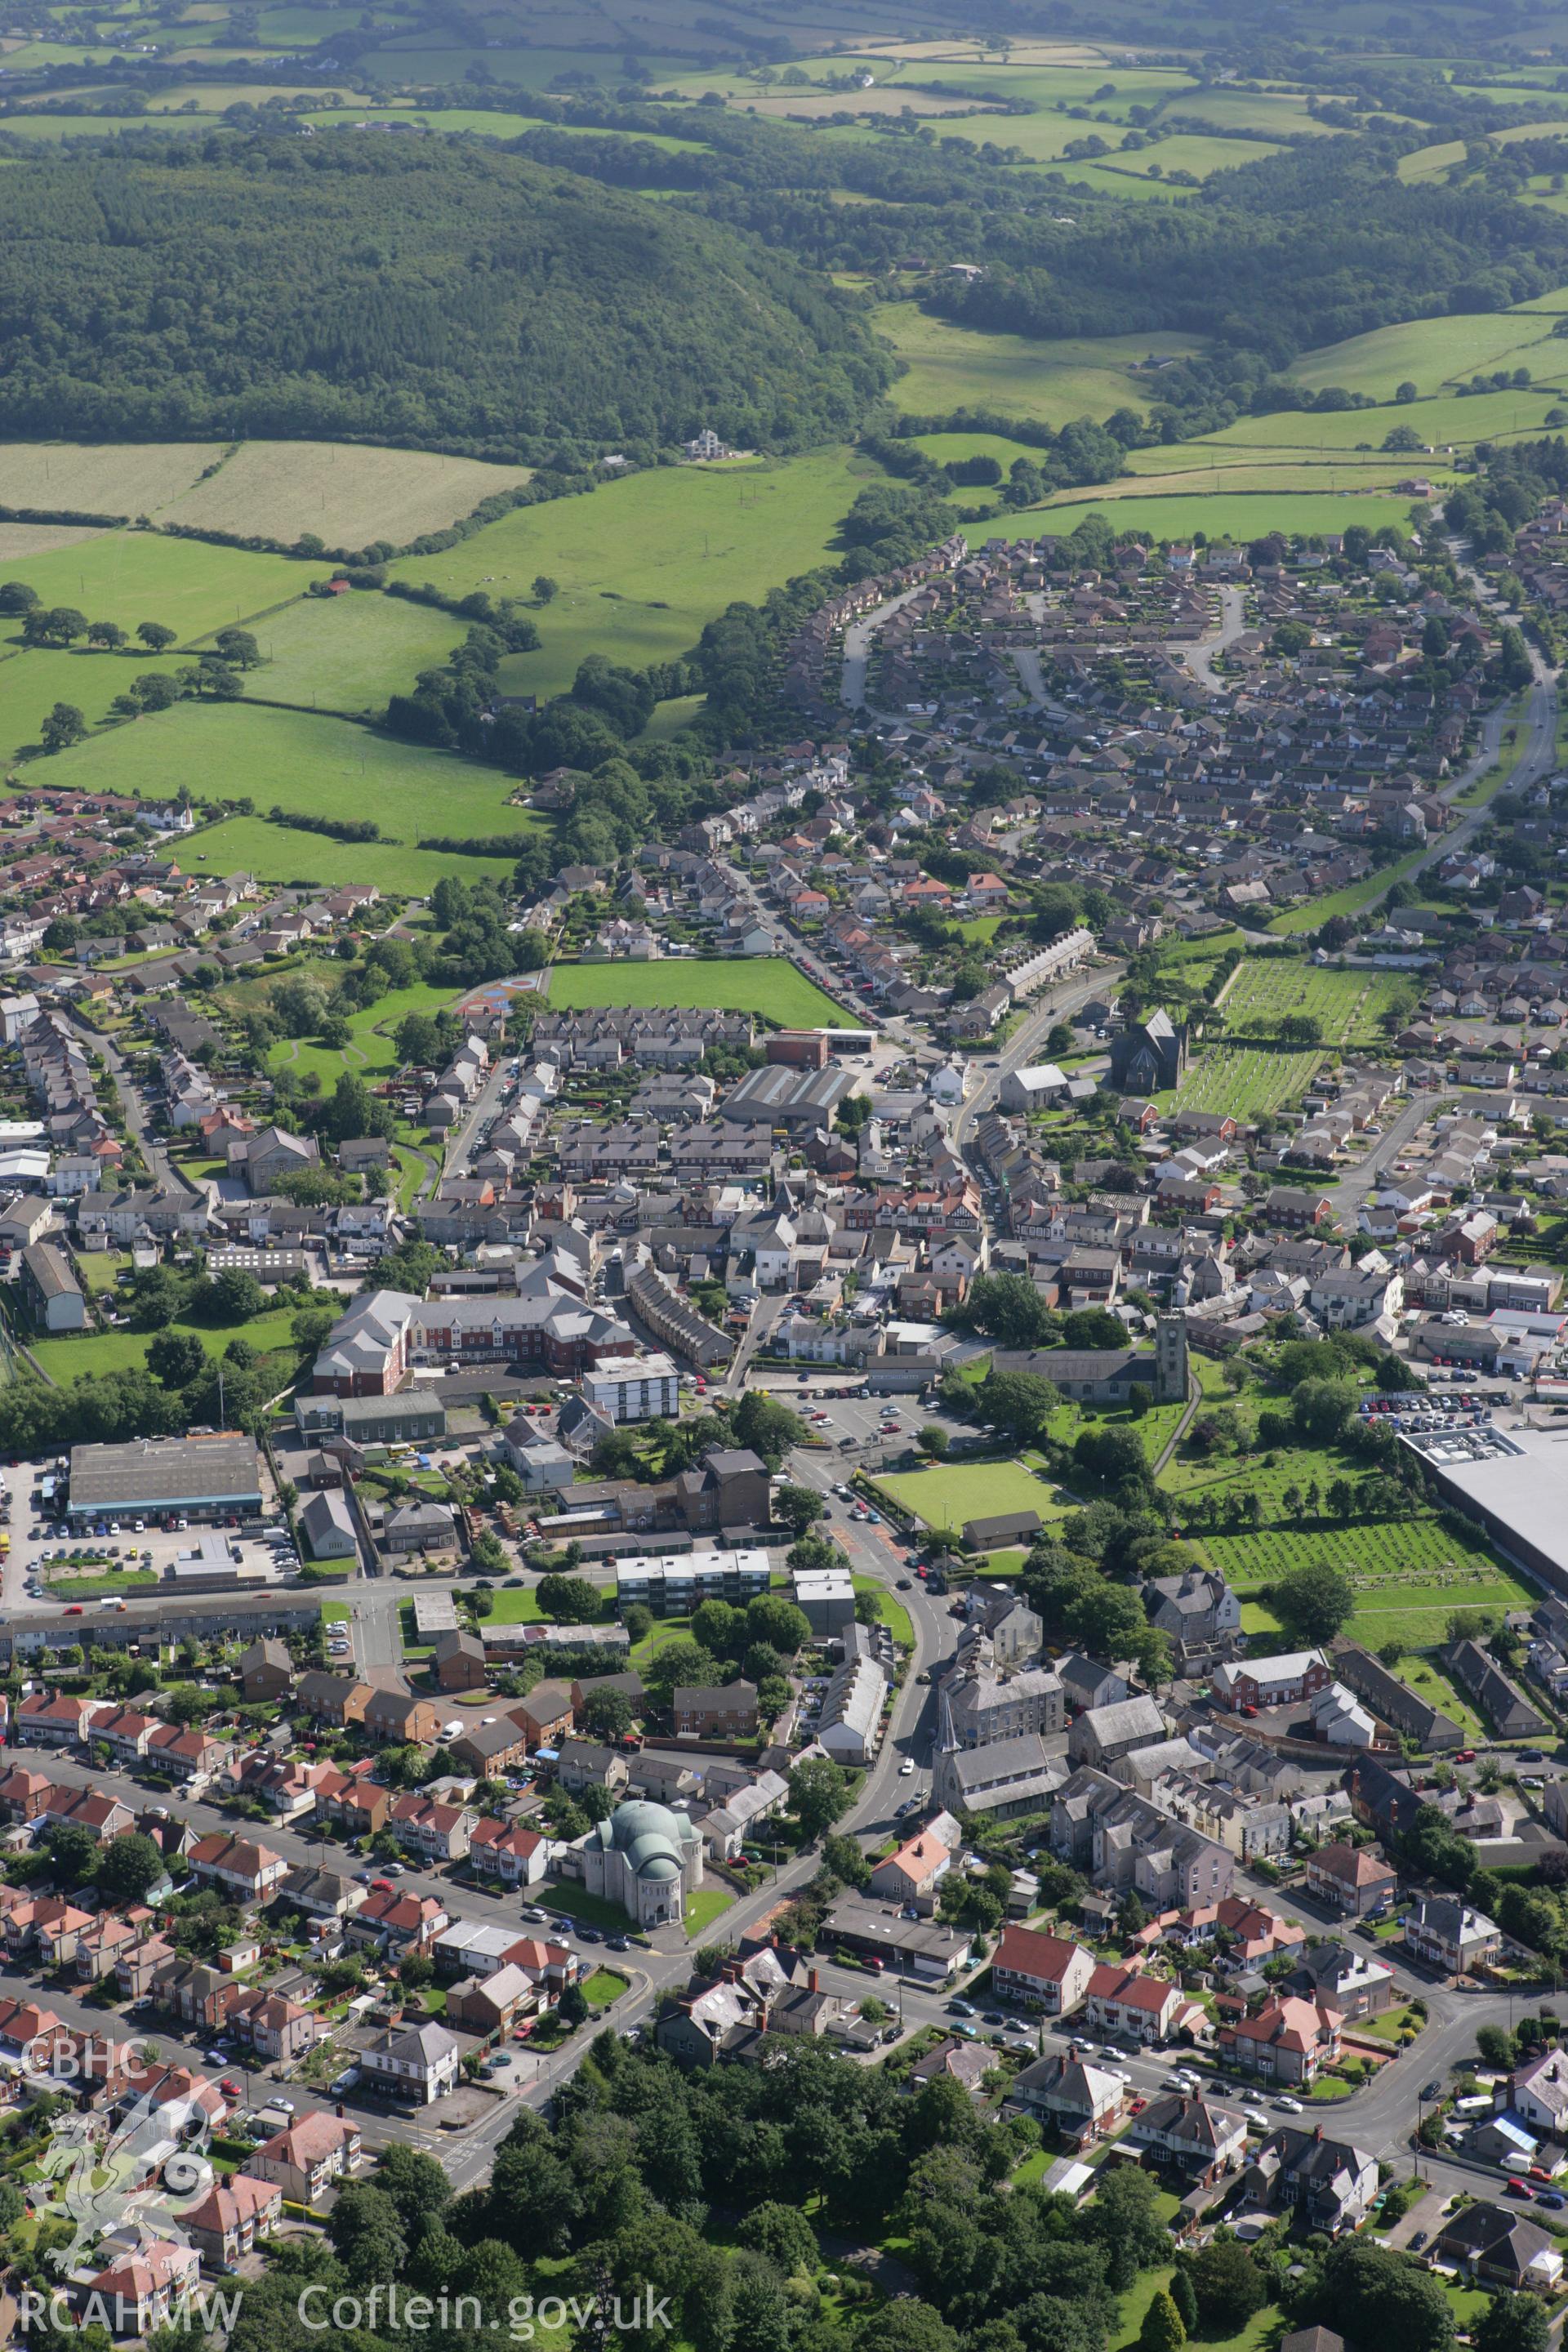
386, 448, 870, 701
158, 439, 535, 548
872, 301, 1201, 427
1171, 1041, 1325, 1116
0, 439, 223, 513
0, 528, 327, 639
546, 958, 851, 1026
234, 592, 468, 714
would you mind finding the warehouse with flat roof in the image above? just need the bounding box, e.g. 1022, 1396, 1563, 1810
66, 1432, 263, 1526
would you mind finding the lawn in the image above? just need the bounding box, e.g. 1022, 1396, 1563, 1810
685, 1886, 735, 1938
546, 958, 852, 1027
385, 448, 875, 701
256, 978, 460, 1089
0, 528, 329, 640
1035, 491, 1421, 543
875, 1457, 1058, 1535
871, 301, 1201, 429
158, 440, 533, 549
227, 592, 468, 715
852, 1573, 914, 1648
29, 1305, 303, 1385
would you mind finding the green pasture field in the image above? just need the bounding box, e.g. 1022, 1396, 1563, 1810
874, 1458, 1058, 1535
1031, 490, 1419, 542
0, 528, 327, 639
1291, 311, 1567, 401
1101, 131, 1284, 178
1217, 959, 1410, 1046
235, 592, 467, 714
546, 958, 851, 1026
1396, 139, 1466, 180
1079, 459, 1441, 499
874, 301, 1202, 427
386, 447, 871, 701
0, 646, 185, 761
167, 811, 516, 896
158, 439, 534, 549
37, 699, 532, 849
30, 1304, 302, 1385
1198, 1514, 1534, 1650
1179, 385, 1568, 452
1160, 87, 1344, 135
1172, 1040, 1325, 1117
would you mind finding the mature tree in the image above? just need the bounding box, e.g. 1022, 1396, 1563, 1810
147, 1329, 207, 1388
772, 1481, 825, 1537
1082, 2161, 1169, 2291
1312, 2237, 1455, 2352
41, 701, 87, 752
1140, 2290, 1187, 2352
1272, 1559, 1356, 1645
1187, 2240, 1267, 2335
1476, 2295, 1549, 2352
789, 1757, 851, 1839
581, 1688, 634, 1740
96, 1832, 168, 1907
534, 1573, 601, 1622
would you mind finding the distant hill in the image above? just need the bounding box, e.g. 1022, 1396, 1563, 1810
0, 136, 893, 461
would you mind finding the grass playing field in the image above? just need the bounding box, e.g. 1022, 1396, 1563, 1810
229, 592, 468, 714
0, 528, 327, 640
874, 1457, 1059, 1534
386, 448, 873, 700
546, 958, 852, 1026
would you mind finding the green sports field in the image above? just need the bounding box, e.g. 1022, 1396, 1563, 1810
0, 528, 328, 639
546, 958, 852, 1026
875, 1458, 1060, 1535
